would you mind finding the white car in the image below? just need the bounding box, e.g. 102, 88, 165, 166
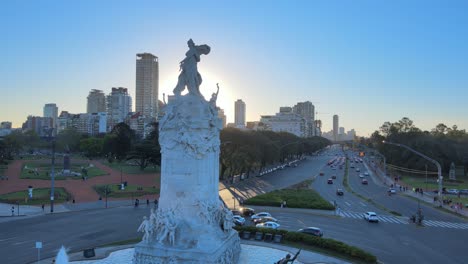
364, 172, 369, 176
356, 168, 361, 172
251, 212, 272, 220
233, 215, 245, 225
359, 174, 364, 178
364, 212, 379, 223
256, 221, 280, 229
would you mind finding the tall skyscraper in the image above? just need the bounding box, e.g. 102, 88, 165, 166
333, 115, 339, 141
43, 103, 58, 129
136, 53, 159, 118
234, 99, 246, 128
293, 101, 315, 136
87, 89, 106, 113
217, 107, 227, 128
107, 87, 132, 130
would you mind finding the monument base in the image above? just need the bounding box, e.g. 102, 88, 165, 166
133, 231, 240, 264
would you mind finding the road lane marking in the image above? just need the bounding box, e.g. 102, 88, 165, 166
359, 202, 367, 207
345, 202, 351, 206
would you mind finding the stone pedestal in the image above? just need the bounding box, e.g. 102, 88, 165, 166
133, 94, 240, 264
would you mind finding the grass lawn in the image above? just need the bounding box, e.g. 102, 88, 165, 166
103, 161, 160, 175
20, 162, 107, 180
244, 188, 335, 210
0, 187, 71, 205
93, 184, 159, 198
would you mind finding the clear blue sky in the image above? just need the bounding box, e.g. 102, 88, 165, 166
2, 0, 468, 136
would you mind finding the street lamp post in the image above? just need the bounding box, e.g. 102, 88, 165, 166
373, 150, 387, 181
383, 140, 443, 206
232, 196, 236, 210
44, 128, 56, 213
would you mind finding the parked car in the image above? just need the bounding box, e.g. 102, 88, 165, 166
336, 189, 344, 196
446, 189, 459, 195
327, 178, 333, 184
253, 216, 278, 224
233, 215, 245, 226
364, 212, 379, 222
251, 212, 272, 221
256, 221, 280, 229
231, 210, 241, 216
239, 207, 255, 216
459, 189, 468, 195
298, 227, 323, 237
361, 179, 368, 185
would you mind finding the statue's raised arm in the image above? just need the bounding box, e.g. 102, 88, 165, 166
173, 39, 211, 98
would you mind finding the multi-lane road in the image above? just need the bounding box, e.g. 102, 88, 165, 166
1, 145, 467, 264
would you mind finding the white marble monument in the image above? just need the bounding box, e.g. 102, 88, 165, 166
133, 39, 241, 264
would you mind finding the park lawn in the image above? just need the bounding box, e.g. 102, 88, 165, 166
103, 161, 160, 175
244, 189, 335, 210
93, 184, 160, 198
0, 187, 71, 205
20, 162, 107, 180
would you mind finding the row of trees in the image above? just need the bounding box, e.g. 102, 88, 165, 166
220, 128, 330, 182
365, 117, 468, 174
1, 125, 331, 180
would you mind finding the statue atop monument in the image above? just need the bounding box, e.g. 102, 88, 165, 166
173, 39, 211, 97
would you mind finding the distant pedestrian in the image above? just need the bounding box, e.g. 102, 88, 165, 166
42, 204, 45, 212
72, 199, 75, 203
146, 199, 149, 206
283, 200, 287, 208
11, 206, 14, 216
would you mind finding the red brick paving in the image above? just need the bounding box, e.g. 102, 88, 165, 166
0, 159, 160, 203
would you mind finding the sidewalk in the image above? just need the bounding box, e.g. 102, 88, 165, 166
364, 158, 468, 218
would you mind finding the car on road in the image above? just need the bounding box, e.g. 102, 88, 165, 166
331, 175, 337, 179
364, 212, 379, 222
359, 173, 364, 178
231, 210, 241, 216
327, 178, 333, 184
446, 189, 459, 195
361, 179, 368, 185
319, 172, 324, 176
298, 227, 323, 237
239, 207, 255, 216
233, 215, 246, 226
251, 212, 271, 221
388, 188, 396, 194
253, 216, 278, 224
256, 221, 280, 229
336, 189, 344, 196
356, 168, 360, 172
364, 172, 369, 176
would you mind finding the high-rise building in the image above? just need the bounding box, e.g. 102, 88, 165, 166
293, 101, 315, 136
1, 121, 12, 129
107, 87, 132, 131
136, 53, 159, 118
43, 103, 58, 129
22, 116, 53, 137
333, 115, 339, 141
217, 108, 227, 128
259, 107, 307, 137
87, 89, 106, 113
234, 99, 246, 128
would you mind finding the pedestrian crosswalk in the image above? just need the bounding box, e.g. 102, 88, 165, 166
339, 211, 408, 224
339, 211, 468, 229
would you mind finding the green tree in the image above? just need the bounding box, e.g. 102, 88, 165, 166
103, 123, 135, 161
56, 128, 83, 152
80, 138, 104, 158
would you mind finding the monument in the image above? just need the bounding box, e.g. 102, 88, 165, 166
133, 39, 241, 263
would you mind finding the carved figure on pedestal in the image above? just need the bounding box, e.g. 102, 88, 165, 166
222, 207, 234, 233
173, 39, 211, 97
137, 216, 152, 243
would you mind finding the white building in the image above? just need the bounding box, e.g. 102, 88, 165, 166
43, 103, 58, 129
56, 111, 106, 136
234, 99, 246, 128
107, 87, 132, 131
136, 53, 159, 118
293, 101, 315, 137
87, 89, 106, 114
259, 107, 307, 137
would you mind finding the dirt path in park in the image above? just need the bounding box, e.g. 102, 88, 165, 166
0, 159, 160, 203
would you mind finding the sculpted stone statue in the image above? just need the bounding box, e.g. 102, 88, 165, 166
275, 249, 301, 264
137, 216, 152, 243
173, 39, 211, 97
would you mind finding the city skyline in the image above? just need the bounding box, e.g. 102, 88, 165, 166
2, 1, 468, 136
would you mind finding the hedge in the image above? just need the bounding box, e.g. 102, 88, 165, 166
234, 226, 377, 263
